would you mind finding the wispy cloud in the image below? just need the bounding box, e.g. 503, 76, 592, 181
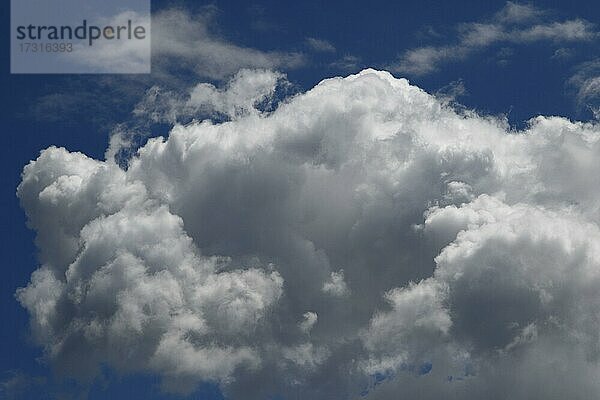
392, 2, 597, 76
0, 371, 46, 400
306, 37, 336, 53
551, 47, 575, 61
568, 59, 600, 117
28, 6, 307, 134
329, 54, 362, 71
152, 8, 305, 81
434, 79, 468, 103
69, 11, 150, 73
495, 1, 545, 23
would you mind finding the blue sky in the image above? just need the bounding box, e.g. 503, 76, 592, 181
2, 1, 600, 399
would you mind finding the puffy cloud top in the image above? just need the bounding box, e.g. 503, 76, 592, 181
17, 69, 600, 399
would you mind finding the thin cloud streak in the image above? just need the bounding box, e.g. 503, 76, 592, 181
392, 2, 597, 76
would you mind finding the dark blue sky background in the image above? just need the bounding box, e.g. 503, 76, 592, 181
1, 0, 599, 398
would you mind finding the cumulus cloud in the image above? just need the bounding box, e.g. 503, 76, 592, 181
362, 195, 600, 399
392, 2, 597, 75
17, 146, 283, 390
133, 69, 288, 124
17, 68, 600, 399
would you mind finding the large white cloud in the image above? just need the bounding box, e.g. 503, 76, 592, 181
17, 146, 283, 391
17, 68, 600, 399
362, 195, 600, 399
